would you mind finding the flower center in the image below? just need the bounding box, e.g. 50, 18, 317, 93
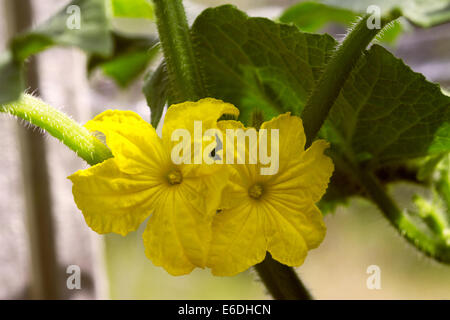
167, 169, 182, 185
248, 184, 264, 199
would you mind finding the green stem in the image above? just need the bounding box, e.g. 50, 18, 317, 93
301, 10, 401, 147
152, 0, 205, 103
1, 94, 112, 165
354, 167, 403, 225
299, 7, 449, 262
255, 254, 312, 300
353, 165, 450, 262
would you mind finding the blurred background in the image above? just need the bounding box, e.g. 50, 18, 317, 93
0, 0, 449, 300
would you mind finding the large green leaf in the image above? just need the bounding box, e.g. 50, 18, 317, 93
191, 5, 450, 167
191, 5, 337, 123
323, 44, 450, 167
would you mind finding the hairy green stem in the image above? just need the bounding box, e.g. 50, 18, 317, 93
301, 10, 401, 147
300, 7, 449, 263
270, 8, 401, 299
355, 168, 403, 225
154, 0, 313, 300
354, 166, 450, 262
152, 0, 205, 103
255, 254, 312, 300
0, 94, 112, 165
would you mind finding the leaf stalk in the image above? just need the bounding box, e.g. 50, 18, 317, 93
152, 0, 205, 103
301, 10, 401, 147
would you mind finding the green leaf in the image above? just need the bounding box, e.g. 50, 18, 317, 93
0, 0, 112, 104
321, 0, 402, 15
191, 5, 337, 123
403, 0, 450, 27
108, 0, 156, 36
101, 49, 158, 87
110, 0, 154, 19
322, 0, 450, 28
13, 0, 112, 58
143, 61, 169, 127
279, 2, 358, 33
88, 34, 159, 87
0, 0, 160, 103
323, 44, 450, 167
279, 1, 404, 45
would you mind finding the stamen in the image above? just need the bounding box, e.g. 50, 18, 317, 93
248, 184, 264, 199
167, 169, 183, 185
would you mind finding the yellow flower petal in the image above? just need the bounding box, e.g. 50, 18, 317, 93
142, 190, 197, 276
162, 98, 239, 148
68, 159, 162, 236
264, 204, 309, 267
264, 198, 326, 266
143, 167, 229, 275
269, 140, 334, 203
217, 120, 245, 131
260, 113, 306, 173
85, 110, 169, 175
262, 113, 334, 202
207, 203, 267, 276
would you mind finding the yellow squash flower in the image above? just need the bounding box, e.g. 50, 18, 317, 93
69, 99, 239, 275
207, 113, 334, 276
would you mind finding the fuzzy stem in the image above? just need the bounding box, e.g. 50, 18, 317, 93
152, 0, 205, 103
255, 254, 312, 300
301, 10, 401, 147
0, 94, 112, 165
354, 165, 450, 262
